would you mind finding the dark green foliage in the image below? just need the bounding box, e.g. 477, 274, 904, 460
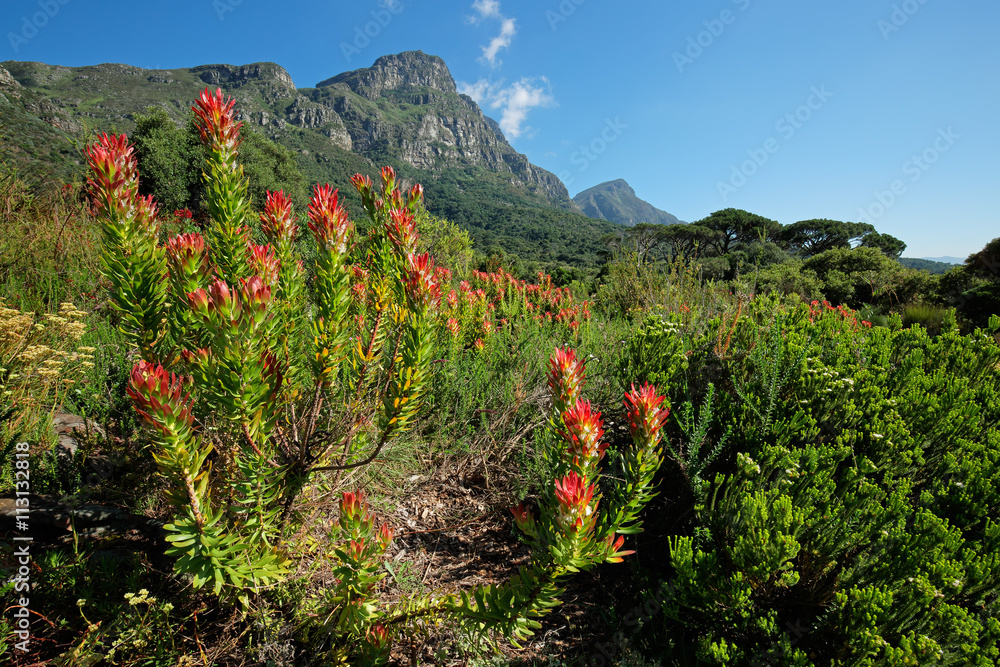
966, 237, 1000, 284
692, 208, 782, 256
130, 108, 309, 217
779, 219, 876, 257
900, 257, 960, 274
617, 296, 1000, 665
860, 231, 907, 259
131, 108, 201, 213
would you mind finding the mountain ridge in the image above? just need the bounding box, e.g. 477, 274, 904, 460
573, 178, 682, 227
0, 51, 624, 274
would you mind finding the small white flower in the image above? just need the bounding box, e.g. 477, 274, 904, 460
872, 433, 883, 439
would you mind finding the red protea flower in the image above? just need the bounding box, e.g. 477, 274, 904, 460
85, 133, 138, 221
511, 502, 537, 536
192, 87, 242, 152
561, 399, 607, 464
473, 338, 485, 351
340, 490, 365, 521
366, 623, 390, 651
259, 190, 298, 244
386, 207, 419, 254
376, 522, 394, 551
446, 318, 461, 337
547, 347, 586, 417
405, 252, 440, 310
407, 183, 424, 207
604, 534, 635, 563
554, 471, 596, 532
380, 165, 397, 192
308, 184, 353, 255
134, 194, 159, 230
246, 244, 280, 286
350, 173, 373, 193
190, 279, 239, 328
173, 208, 193, 219
351, 282, 367, 305
347, 539, 366, 561
624, 382, 669, 450
166, 233, 209, 281
126, 360, 195, 441
239, 275, 272, 318
208, 279, 236, 315
434, 265, 452, 284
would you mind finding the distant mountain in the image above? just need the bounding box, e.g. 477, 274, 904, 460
921, 256, 966, 265
900, 257, 961, 274
572, 179, 683, 227
0, 51, 624, 271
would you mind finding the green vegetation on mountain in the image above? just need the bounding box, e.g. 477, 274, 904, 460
899, 257, 960, 274
573, 178, 683, 227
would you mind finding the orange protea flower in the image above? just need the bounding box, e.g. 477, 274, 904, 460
386, 207, 419, 254
547, 347, 586, 417
166, 233, 209, 281
380, 165, 397, 193
511, 502, 537, 536
247, 244, 280, 286
192, 87, 242, 152
554, 471, 596, 532
85, 133, 138, 221
561, 399, 607, 464
624, 382, 669, 449
308, 184, 353, 254
239, 274, 272, 313
260, 190, 298, 244
340, 490, 366, 521
604, 534, 635, 563
126, 361, 195, 441
376, 522, 394, 551
405, 252, 440, 310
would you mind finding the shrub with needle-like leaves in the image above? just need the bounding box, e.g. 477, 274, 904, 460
88, 88, 666, 660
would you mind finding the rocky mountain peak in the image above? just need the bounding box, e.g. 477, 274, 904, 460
573, 179, 682, 227
316, 50, 456, 100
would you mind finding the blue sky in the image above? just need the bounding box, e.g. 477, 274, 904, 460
3, 0, 998, 259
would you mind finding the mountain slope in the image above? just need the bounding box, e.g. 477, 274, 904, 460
1, 52, 623, 271
573, 179, 682, 227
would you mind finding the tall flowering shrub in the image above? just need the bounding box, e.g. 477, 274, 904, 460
89, 89, 666, 660
88, 89, 438, 596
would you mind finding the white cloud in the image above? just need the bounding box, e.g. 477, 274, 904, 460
470, 0, 501, 20
458, 77, 555, 139
465, 1, 517, 67
481, 18, 516, 67
457, 79, 494, 105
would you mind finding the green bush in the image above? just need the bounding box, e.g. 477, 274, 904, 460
622, 294, 1000, 664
